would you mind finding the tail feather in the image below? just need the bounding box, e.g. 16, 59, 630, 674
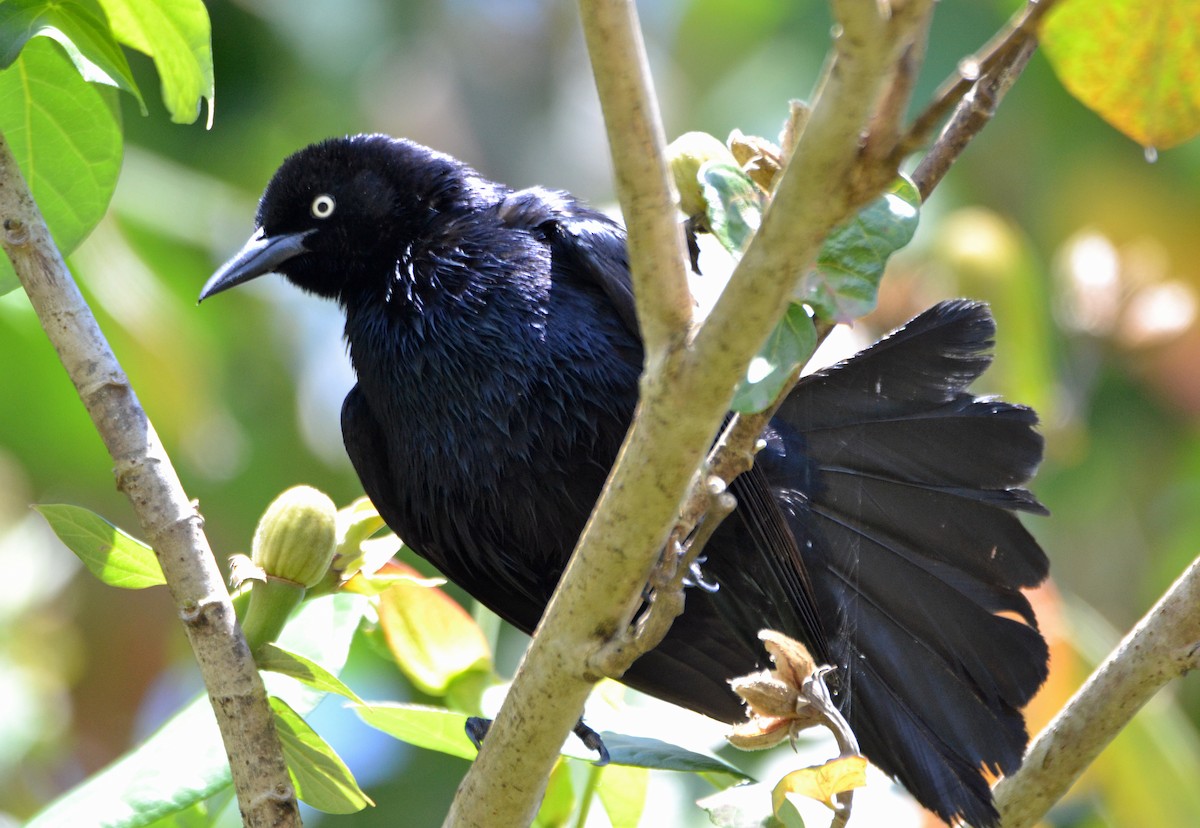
812, 517, 1049, 708
784, 299, 1000, 426
623, 300, 1049, 828
801, 399, 1044, 491
814, 468, 1047, 595
767, 299, 1050, 827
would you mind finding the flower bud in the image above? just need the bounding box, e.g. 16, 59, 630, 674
666, 131, 739, 220
252, 485, 337, 588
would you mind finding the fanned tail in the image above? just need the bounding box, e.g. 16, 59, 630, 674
622, 300, 1049, 827
770, 299, 1049, 826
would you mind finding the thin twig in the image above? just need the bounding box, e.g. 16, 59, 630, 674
578, 0, 693, 356
993, 556, 1200, 828
860, 7, 935, 182
912, 38, 1038, 199
0, 134, 299, 828
900, 0, 1060, 162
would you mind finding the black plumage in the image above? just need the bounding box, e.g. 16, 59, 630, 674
200, 134, 1050, 826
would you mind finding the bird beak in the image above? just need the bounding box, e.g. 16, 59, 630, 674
198, 228, 313, 302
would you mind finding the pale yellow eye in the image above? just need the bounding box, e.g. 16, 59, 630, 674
311, 194, 336, 219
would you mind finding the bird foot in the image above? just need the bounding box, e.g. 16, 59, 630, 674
464, 715, 610, 766
682, 555, 720, 593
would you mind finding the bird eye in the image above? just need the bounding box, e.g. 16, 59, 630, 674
311, 194, 336, 219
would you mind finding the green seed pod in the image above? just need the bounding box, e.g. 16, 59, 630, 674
251, 485, 338, 588
665, 131, 739, 220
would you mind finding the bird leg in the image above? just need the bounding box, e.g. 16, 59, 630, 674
571, 719, 611, 766
465, 716, 610, 766
590, 474, 736, 678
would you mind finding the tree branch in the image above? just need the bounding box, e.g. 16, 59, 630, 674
0, 134, 299, 828
904, 0, 1060, 193
911, 37, 1038, 200
444, 2, 934, 826
993, 556, 1200, 828
578, 0, 693, 358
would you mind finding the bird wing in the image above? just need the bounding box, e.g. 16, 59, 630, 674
341, 384, 556, 634
497, 187, 838, 721
498, 187, 640, 337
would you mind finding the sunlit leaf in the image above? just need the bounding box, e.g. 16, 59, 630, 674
353, 703, 477, 760
33, 503, 163, 588
0, 0, 144, 108
96, 0, 213, 125
331, 496, 389, 580
699, 160, 764, 256
141, 798, 210, 828
594, 732, 751, 779
25, 595, 367, 828
796, 176, 920, 323
597, 763, 649, 828
0, 38, 122, 295
263, 593, 371, 712
256, 643, 365, 705
344, 566, 445, 597
774, 795, 808, 828
731, 302, 817, 414
1041, 0, 1200, 150
771, 755, 867, 813
532, 759, 575, 828
376, 560, 491, 694
697, 781, 776, 828
26, 693, 229, 828
270, 697, 373, 814
337, 496, 385, 548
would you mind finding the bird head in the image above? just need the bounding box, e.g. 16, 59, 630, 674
199, 134, 495, 304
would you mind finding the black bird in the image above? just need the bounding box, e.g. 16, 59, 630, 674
201, 134, 1049, 827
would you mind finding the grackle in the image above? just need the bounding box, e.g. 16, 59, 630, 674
201, 134, 1049, 826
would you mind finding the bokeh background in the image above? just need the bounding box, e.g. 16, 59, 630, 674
3, 1, 1200, 825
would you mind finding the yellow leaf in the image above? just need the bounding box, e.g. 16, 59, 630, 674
1041, 0, 1200, 150
376, 561, 491, 694
771, 755, 868, 813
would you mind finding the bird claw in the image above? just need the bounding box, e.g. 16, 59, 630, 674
682, 556, 720, 593
465, 715, 610, 766
465, 716, 491, 750
573, 719, 610, 766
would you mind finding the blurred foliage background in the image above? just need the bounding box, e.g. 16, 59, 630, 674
3, 0, 1200, 825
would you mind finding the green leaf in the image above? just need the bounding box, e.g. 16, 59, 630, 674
698, 781, 778, 828
257, 642, 365, 705
376, 562, 492, 695
731, 303, 817, 414
699, 160, 764, 256
774, 796, 808, 828
597, 764, 649, 828
142, 799, 210, 828
596, 732, 752, 779
1041, 0, 1200, 150
96, 0, 213, 125
0, 37, 122, 295
33, 503, 163, 588
796, 175, 921, 324
353, 703, 478, 760
26, 594, 369, 828
270, 696, 373, 814
264, 592, 372, 712
27, 693, 231, 828
347, 568, 446, 596
0, 0, 144, 109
